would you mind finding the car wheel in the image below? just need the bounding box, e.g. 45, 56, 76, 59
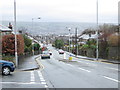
2, 67, 10, 75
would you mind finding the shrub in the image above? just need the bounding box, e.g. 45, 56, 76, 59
108, 34, 120, 47
2, 34, 24, 55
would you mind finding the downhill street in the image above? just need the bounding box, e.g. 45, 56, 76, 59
1, 44, 119, 88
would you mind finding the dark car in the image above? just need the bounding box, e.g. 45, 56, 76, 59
0, 60, 15, 75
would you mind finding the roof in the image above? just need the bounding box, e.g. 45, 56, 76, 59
79, 34, 97, 40
0, 25, 12, 32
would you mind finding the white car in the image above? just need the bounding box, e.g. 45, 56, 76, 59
41, 51, 50, 59
49, 51, 52, 55
58, 49, 64, 54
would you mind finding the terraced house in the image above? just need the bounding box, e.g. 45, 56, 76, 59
0, 24, 13, 59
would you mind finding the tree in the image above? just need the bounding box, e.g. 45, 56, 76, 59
54, 39, 64, 49
2, 34, 24, 55
108, 34, 120, 47
23, 35, 32, 53
33, 43, 40, 51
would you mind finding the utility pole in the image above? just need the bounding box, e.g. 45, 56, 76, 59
75, 28, 78, 56
68, 28, 71, 53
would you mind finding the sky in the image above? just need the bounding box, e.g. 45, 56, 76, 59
1, 0, 119, 23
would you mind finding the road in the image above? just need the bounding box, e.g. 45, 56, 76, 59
0, 44, 119, 89
40, 45, 119, 88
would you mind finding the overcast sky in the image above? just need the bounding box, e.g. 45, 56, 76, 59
1, 0, 119, 23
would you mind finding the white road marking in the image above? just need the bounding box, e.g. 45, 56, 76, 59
44, 85, 48, 88
103, 76, 120, 83
41, 82, 46, 84
77, 61, 97, 66
31, 71, 35, 82
37, 71, 48, 88
105, 67, 118, 71
67, 64, 73, 67
37, 71, 44, 80
78, 68, 91, 72
77, 61, 82, 63
40, 79, 46, 82
62, 62, 65, 64
0, 82, 42, 85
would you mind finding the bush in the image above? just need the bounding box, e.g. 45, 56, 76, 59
2, 34, 24, 55
54, 39, 64, 49
33, 43, 40, 51
2, 55, 15, 63
108, 34, 120, 47
23, 35, 32, 53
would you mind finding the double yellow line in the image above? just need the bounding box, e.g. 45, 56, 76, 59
35, 56, 45, 70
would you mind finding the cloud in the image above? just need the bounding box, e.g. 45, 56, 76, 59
1, 0, 119, 23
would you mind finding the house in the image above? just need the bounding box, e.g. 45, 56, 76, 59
78, 31, 98, 45
0, 24, 12, 35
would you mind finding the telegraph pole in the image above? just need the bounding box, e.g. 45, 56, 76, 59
75, 28, 78, 56
68, 28, 71, 53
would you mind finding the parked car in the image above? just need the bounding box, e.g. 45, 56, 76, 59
41, 51, 50, 59
0, 60, 15, 75
58, 49, 64, 54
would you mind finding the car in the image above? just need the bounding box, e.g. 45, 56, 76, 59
41, 51, 50, 59
0, 60, 15, 75
49, 50, 52, 55
58, 49, 64, 54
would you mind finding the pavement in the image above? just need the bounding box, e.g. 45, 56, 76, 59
1, 54, 49, 88
18, 55, 40, 71
65, 51, 120, 64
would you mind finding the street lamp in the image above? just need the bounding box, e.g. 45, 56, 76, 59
96, 0, 99, 60
14, 0, 18, 67
66, 27, 71, 53
32, 17, 41, 55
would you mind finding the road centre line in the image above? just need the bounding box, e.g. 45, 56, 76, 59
103, 76, 120, 83
105, 67, 118, 71
78, 68, 91, 72
66, 64, 74, 67
77, 61, 97, 66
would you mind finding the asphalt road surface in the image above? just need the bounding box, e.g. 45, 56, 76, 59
0, 44, 119, 89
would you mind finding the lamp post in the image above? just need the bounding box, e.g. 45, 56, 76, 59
32, 17, 41, 55
96, 0, 99, 60
66, 27, 71, 53
0, 31, 2, 60
14, 0, 18, 67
